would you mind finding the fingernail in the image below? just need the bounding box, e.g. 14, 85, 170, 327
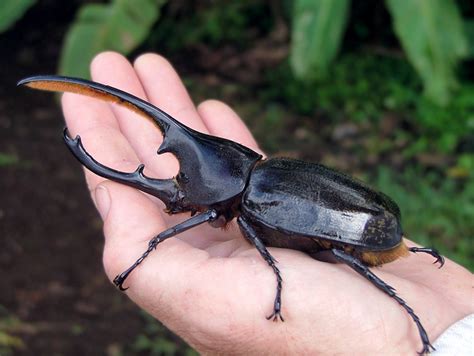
95, 185, 110, 220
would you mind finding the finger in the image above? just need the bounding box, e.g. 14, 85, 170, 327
62, 90, 117, 137
61, 89, 141, 195
99, 180, 207, 286
197, 99, 264, 155
133, 53, 211, 179
134, 53, 208, 133
90, 52, 172, 177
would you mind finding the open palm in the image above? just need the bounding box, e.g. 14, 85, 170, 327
61, 52, 472, 355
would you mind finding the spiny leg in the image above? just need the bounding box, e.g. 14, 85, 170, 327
114, 210, 218, 290
409, 247, 445, 268
332, 249, 434, 355
238, 217, 284, 322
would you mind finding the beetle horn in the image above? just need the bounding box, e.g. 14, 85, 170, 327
17, 75, 182, 136
18, 75, 262, 209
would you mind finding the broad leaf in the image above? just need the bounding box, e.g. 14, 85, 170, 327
465, 20, 474, 58
290, 0, 350, 80
0, 0, 36, 33
386, 0, 468, 105
59, 0, 166, 78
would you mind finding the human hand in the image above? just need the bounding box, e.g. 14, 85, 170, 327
61, 52, 473, 355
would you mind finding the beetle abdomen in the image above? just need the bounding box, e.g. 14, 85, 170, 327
242, 158, 403, 250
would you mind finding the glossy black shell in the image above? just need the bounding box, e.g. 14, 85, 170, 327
241, 158, 403, 252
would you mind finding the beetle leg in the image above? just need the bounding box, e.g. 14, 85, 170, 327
332, 249, 434, 355
113, 210, 218, 290
237, 217, 284, 322
409, 247, 445, 268
63, 128, 184, 212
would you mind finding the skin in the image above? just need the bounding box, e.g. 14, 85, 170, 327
61, 51, 473, 355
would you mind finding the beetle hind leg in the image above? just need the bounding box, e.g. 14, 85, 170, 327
409, 247, 445, 268
332, 249, 434, 355
238, 217, 284, 322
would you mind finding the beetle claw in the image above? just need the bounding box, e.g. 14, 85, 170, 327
266, 311, 284, 322
417, 342, 435, 355
409, 247, 444, 268
433, 255, 445, 269
113, 274, 129, 291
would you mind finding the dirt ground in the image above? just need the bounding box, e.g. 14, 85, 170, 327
0, 2, 191, 355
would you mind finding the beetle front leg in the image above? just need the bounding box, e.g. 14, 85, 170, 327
114, 210, 218, 290
332, 249, 434, 355
238, 217, 284, 322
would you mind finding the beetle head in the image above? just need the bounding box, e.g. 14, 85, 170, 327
19, 76, 262, 214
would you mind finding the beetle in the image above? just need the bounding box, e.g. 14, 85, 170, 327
19, 75, 444, 354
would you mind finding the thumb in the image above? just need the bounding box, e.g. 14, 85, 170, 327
94, 181, 168, 281
94, 181, 209, 303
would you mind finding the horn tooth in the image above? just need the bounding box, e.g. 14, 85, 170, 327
135, 164, 145, 176
157, 140, 170, 155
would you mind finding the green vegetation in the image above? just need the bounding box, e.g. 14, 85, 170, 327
0, 306, 25, 356
127, 312, 196, 356
264, 54, 474, 155
0, 0, 36, 33
290, 0, 350, 80
374, 167, 474, 270
386, 0, 468, 105
59, 0, 167, 78
0, 153, 19, 167
3, 1, 471, 106
147, 1, 273, 51
291, 0, 469, 105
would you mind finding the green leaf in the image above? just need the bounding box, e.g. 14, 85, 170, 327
0, 0, 36, 33
290, 0, 350, 80
59, 0, 167, 78
0, 153, 18, 166
386, 0, 468, 105
465, 20, 474, 58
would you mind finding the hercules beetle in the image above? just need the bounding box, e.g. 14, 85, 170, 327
19, 75, 444, 354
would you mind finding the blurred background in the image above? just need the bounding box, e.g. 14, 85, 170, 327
1, 0, 472, 354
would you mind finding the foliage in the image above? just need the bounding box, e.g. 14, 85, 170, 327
128, 312, 196, 356
0, 306, 25, 356
59, 0, 166, 78
373, 167, 474, 270
264, 54, 474, 155
466, 20, 474, 57
290, 0, 469, 105
290, 0, 350, 79
386, 0, 468, 105
0, 153, 19, 167
414, 85, 474, 153
448, 154, 474, 179
56, 0, 470, 105
146, 1, 272, 51
0, 0, 36, 34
